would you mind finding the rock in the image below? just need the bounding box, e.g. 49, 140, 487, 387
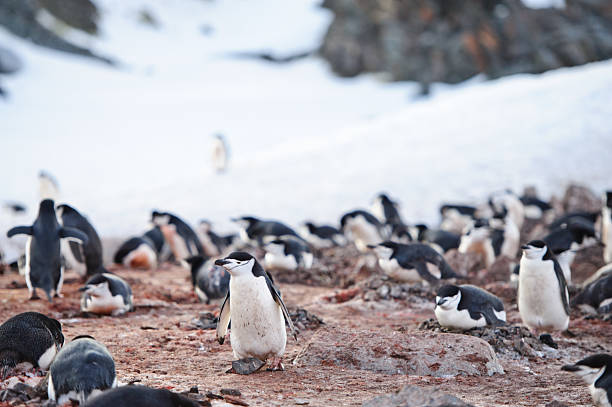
294, 399, 310, 405
545, 402, 569, 407
562, 184, 601, 213
296, 327, 504, 376
363, 385, 474, 407
230, 358, 266, 375
190, 312, 218, 330
221, 389, 242, 397
288, 307, 324, 332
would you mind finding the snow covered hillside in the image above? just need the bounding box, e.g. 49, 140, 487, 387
1, 0, 611, 237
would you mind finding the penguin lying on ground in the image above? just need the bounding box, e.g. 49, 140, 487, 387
80, 273, 133, 316
215, 252, 296, 371
571, 273, 612, 315
48, 335, 116, 405
0, 312, 64, 378
57, 204, 104, 278
113, 226, 169, 270
562, 354, 612, 407
299, 221, 346, 249
84, 385, 200, 407
435, 284, 506, 330
7, 199, 88, 301
264, 238, 313, 271
368, 241, 459, 284
518, 240, 569, 337
185, 255, 229, 303
232, 216, 301, 247
340, 209, 386, 252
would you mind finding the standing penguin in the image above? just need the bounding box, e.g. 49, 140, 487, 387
368, 241, 459, 284
562, 354, 612, 407
84, 385, 200, 407
518, 240, 570, 336
152, 211, 204, 260
0, 312, 64, 378
212, 134, 229, 173
434, 284, 506, 330
264, 238, 313, 271
48, 335, 117, 405
340, 209, 386, 252
56, 204, 104, 278
80, 273, 133, 316
185, 255, 229, 304
215, 252, 296, 370
6, 200, 88, 301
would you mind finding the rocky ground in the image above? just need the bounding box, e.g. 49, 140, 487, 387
0, 241, 610, 406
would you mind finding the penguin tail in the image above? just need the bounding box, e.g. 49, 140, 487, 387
439, 258, 460, 279
0, 350, 19, 379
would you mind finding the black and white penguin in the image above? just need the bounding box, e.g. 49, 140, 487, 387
0, 312, 64, 378
264, 238, 313, 271
603, 191, 612, 264
457, 219, 497, 268
520, 195, 552, 220
79, 273, 133, 316
48, 335, 117, 405
340, 209, 386, 252
548, 211, 600, 231
518, 240, 570, 335
113, 226, 169, 270
368, 241, 459, 284
152, 211, 204, 260
197, 220, 237, 256
562, 354, 612, 407
413, 224, 460, 253
84, 385, 201, 407
572, 273, 612, 315
56, 204, 104, 278
488, 190, 525, 230
212, 134, 229, 173
232, 216, 301, 247
185, 255, 229, 304
439, 204, 476, 234
299, 222, 346, 249
6, 199, 88, 301
371, 193, 404, 227
215, 252, 296, 370
434, 284, 506, 330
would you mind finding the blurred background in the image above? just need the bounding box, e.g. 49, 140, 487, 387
1, 0, 611, 237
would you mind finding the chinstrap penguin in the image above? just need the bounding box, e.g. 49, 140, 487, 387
571, 273, 612, 315
435, 284, 506, 330
299, 221, 346, 249
84, 385, 200, 407
340, 209, 386, 252
562, 354, 612, 407
80, 273, 133, 316
0, 312, 64, 378
371, 193, 405, 237
232, 216, 301, 247
413, 224, 461, 253
185, 255, 229, 304
152, 211, 204, 260
215, 252, 296, 371
264, 238, 313, 271
56, 204, 104, 278
6, 199, 88, 301
48, 335, 117, 405
113, 226, 168, 270
517, 240, 570, 336
368, 241, 459, 284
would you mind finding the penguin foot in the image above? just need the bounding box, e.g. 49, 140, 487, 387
539, 334, 558, 349
267, 357, 284, 371
29, 291, 40, 300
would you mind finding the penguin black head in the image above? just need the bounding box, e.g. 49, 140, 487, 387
185, 255, 209, 284
377, 193, 391, 204
232, 216, 259, 229
151, 210, 171, 225
435, 284, 461, 309
72, 335, 96, 342
606, 191, 612, 208
521, 240, 550, 260
304, 222, 316, 232
215, 251, 263, 276
39, 199, 56, 214
40, 315, 65, 348
562, 354, 612, 385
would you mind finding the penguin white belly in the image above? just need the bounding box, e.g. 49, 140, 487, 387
435, 307, 486, 330
124, 244, 157, 269
264, 253, 298, 271
82, 292, 128, 315
37, 344, 58, 370
378, 258, 421, 283
60, 239, 86, 277
590, 385, 610, 407
518, 258, 569, 332
302, 252, 314, 269
24, 237, 33, 294
347, 217, 381, 252
556, 250, 575, 284
501, 221, 520, 258
229, 275, 287, 361
603, 207, 612, 264
494, 310, 507, 321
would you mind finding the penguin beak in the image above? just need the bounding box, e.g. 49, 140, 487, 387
366, 244, 377, 249
215, 259, 230, 266
561, 364, 580, 372
436, 298, 447, 306
78, 285, 90, 292
520, 245, 530, 250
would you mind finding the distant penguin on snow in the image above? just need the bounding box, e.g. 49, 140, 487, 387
264, 238, 313, 271
80, 273, 133, 316
84, 385, 200, 407
7, 199, 88, 301
562, 354, 612, 407
56, 204, 104, 278
435, 284, 506, 330
518, 240, 569, 336
369, 241, 459, 284
215, 252, 297, 370
48, 335, 116, 405
340, 209, 386, 252
212, 134, 229, 173
185, 255, 229, 304
0, 312, 64, 378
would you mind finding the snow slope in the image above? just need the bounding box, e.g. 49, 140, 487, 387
1, 0, 611, 237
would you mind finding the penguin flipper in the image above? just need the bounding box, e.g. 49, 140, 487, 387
59, 227, 89, 245
414, 261, 438, 284
552, 259, 570, 316
265, 279, 297, 341
7, 226, 33, 237
480, 308, 506, 327
216, 292, 231, 344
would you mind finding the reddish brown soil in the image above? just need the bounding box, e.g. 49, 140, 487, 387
0, 261, 609, 407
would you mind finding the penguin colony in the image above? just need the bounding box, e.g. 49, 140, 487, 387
0, 177, 611, 406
